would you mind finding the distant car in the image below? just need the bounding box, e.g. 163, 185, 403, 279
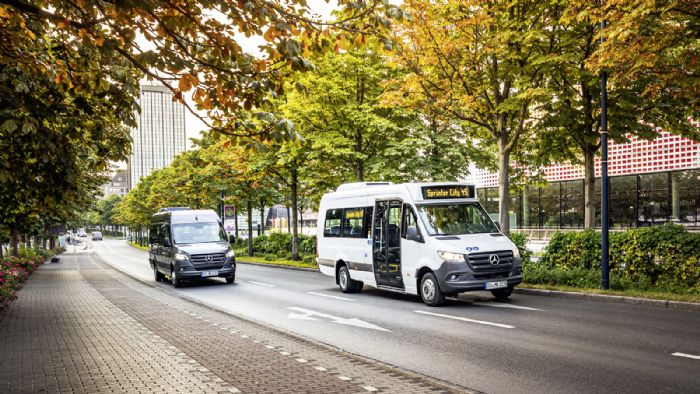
91, 231, 102, 241
78, 231, 87, 237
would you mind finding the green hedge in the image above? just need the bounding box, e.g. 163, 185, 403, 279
237, 233, 317, 260
535, 224, 700, 293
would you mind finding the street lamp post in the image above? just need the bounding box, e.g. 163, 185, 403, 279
601, 19, 610, 290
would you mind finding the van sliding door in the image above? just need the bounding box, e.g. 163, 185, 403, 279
372, 199, 404, 289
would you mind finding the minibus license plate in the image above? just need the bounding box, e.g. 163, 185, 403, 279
485, 280, 507, 290
201, 271, 218, 277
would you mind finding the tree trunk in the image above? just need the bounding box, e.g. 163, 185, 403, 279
584, 145, 596, 229
234, 205, 239, 238
10, 226, 19, 257
260, 197, 265, 236
247, 199, 253, 257
291, 167, 300, 260
497, 138, 511, 235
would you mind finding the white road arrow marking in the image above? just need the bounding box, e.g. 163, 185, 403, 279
672, 352, 700, 360
307, 292, 355, 302
414, 310, 515, 329
287, 307, 391, 332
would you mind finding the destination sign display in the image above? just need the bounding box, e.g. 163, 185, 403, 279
421, 185, 475, 200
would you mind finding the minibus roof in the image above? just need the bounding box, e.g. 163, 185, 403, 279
326, 182, 479, 204
152, 209, 221, 224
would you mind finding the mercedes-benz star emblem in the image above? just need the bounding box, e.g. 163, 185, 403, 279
205, 255, 213, 262
489, 254, 500, 265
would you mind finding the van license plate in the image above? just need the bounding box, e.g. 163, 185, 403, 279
201, 271, 218, 277
485, 280, 507, 290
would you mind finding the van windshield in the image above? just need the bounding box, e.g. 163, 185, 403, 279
172, 222, 227, 244
417, 203, 499, 235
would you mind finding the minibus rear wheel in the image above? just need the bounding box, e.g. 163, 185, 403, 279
420, 272, 445, 307
338, 265, 362, 293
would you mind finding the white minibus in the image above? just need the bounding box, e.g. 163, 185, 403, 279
316, 182, 522, 306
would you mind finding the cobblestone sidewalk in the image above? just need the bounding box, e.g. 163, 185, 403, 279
0, 253, 467, 393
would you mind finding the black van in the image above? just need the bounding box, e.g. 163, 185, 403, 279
149, 208, 236, 287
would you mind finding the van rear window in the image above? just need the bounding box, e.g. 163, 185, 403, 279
324, 209, 343, 237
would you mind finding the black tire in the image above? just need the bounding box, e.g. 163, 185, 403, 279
225, 274, 235, 284
420, 272, 445, 307
153, 262, 164, 282
338, 265, 362, 293
171, 267, 182, 288
491, 286, 513, 300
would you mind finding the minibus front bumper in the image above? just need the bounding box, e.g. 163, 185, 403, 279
433, 262, 522, 293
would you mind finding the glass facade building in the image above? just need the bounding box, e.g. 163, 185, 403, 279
128, 84, 186, 190
468, 129, 700, 230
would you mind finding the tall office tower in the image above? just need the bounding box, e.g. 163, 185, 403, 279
127, 83, 187, 190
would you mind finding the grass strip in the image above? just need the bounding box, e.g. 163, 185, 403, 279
128, 242, 149, 251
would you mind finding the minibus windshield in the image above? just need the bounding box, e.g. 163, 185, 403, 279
172, 222, 227, 244
417, 203, 499, 235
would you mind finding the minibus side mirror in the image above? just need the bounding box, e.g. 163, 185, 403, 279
163, 238, 172, 247
406, 226, 421, 242
494, 221, 501, 231
228, 234, 236, 244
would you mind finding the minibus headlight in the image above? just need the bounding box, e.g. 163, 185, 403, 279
175, 253, 189, 261
437, 251, 466, 263
226, 250, 235, 258
513, 247, 521, 259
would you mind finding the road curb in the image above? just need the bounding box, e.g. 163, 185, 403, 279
88, 250, 473, 394
514, 288, 700, 311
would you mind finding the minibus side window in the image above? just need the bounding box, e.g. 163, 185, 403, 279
324, 209, 343, 237
342, 208, 365, 238
364, 207, 373, 238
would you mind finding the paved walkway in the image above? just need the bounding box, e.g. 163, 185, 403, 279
0, 253, 461, 393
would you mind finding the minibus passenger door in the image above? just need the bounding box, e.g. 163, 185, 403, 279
386, 201, 404, 289
372, 201, 390, 286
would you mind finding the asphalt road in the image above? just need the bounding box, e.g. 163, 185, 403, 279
88, 238, 700, 394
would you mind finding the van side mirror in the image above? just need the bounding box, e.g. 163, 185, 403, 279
406, 226, 421, 242
163, 238, 172, 247
228, 234, 236, 244
494, 221, 501, 231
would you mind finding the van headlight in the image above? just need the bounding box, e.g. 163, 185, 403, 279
175, 253, 189, 261
226, 250, 235, 258
437, 251, 466, 263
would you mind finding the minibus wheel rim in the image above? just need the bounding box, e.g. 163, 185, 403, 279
422, 278, 436, 301
339, 268, 348, 289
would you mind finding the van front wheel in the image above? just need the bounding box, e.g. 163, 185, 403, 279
420, 272, 445, 307
338, 265, 362, 293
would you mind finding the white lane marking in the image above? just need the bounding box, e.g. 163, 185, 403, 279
414, 310, 515, 329
314, 366, 327, 372
338, 376, 351, 381
287, 307, 391, 332
672, 352, 700, 360
476, 302, 542, 311
363, 386, 378, 392
295, 358, 308, 363
307, 292, 355, 302
247, 281, 275, 287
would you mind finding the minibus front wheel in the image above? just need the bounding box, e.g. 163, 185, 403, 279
420, 272, 445, 307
